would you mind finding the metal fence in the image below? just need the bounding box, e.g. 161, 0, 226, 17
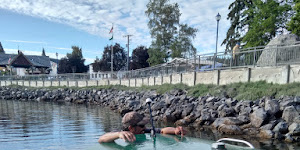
1, 42, 300, 81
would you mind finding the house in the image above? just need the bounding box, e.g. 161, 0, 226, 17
0, 51, 52, 76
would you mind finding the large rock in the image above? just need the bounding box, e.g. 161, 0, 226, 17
273, 121, 288, 134
212, 117, 244, 129
257, 34, 300, 66
259, 130, 274, 139
250, 108, 267, 128
288, 123, 300, 136
265, 99, 280, 116
218, 124, 242, 135
282, 106, 299, 124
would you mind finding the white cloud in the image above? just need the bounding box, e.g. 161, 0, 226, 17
0, 0, 234, 55
6, 40, 47, 44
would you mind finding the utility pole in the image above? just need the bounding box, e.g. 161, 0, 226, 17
124, 35, 133, 71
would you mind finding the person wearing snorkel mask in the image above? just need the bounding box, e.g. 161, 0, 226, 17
98, 111, 186, 143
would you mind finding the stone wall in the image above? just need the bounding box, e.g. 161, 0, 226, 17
2, 65, 300, 88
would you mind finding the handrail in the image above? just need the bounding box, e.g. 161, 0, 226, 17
216, 138, 255, 149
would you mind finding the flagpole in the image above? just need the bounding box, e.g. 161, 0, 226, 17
111, 24, 114, 79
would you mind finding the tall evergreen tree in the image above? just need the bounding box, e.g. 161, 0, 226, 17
0, 42, 5, 53
221, 0, 254, 50
223, 0, 292, 49
242, 0, 291, 47
288, 0, 300, 36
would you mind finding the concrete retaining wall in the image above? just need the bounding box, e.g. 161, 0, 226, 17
88, 80, 98, 87
24, 81, 30, 86
136, 78, 143, 87
149, 77, 155, 86
130, 79, 136, 87
52, 81, 59, 87
121, 80, 129, 86
44, 81, 51, 87
163, 75, 171, 84
155, 76, 162, 85
182, 72, 195, 86
2, 65, 300, 88
172, 74, 181, 84
69, 81, 77, 87
60, 81, 68, 87
290, 65, 300, 83
78, 81, 87, 87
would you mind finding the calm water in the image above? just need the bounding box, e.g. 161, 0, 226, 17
0, 100, 299, 150
0, 100, 122, 150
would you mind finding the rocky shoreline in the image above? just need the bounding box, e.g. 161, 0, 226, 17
0, 86, 299, 143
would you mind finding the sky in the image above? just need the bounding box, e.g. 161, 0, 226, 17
0, 0, 234, 64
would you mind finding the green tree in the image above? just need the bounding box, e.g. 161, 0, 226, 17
223, 0, 292, 49
243, 0, 291, 47
288, 0, 300, 36
145, 0, 180, 65
171, 24, 197, 58
145, 0, 197, 65
92, 43, 126, 72
130, 46, 149, 70
221, 0, 254, 50
57, 46, 88, 73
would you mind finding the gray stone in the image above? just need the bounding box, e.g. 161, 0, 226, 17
284, 133, 294, 142
259, 130, 274, 139
212, 118, 225, 129
282, 106, 299, 124
225, 98, 238, 107
265, 99, 280, 116
288, 123, 300, 136
250, 108, 267, 128
219, 107, 235, 117
218, 124, 242, 135
280, 99, 295, 111
206, 96, 217, 103
260, 121, 277, 130
273, 121, 288, 134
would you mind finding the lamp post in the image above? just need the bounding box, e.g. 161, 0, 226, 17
214, 13, 221, 69
215, 13, 221, 54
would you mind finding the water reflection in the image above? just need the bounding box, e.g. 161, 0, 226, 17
0, 100, 299, 150
0, 100, 122, 150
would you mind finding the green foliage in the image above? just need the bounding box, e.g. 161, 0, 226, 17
57, 46, 88, 73
222, 0, 254, 50
223, 0, 293, 49
287, 0, 300, 36
171, 24, 198, 59
92, 43, 126, 72
243, 0, 291, 47
130, 46, 150, 70
145, 0, 197, 65
147, 47, 167, 66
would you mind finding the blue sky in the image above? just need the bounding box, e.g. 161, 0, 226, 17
0, 0, 234, 64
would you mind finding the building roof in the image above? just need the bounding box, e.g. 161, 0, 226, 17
0, 53, 51, 68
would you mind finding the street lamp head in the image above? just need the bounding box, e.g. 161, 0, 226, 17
216, 13, 221, 21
